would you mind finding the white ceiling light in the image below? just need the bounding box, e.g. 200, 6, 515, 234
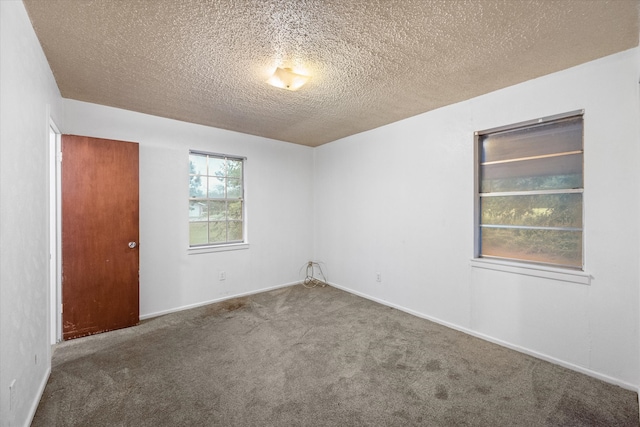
267, 67, 311, 91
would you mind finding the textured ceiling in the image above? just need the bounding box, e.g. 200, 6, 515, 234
24, 0, 639, 147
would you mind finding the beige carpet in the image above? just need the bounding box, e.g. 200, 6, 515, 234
33, 284, 639, 426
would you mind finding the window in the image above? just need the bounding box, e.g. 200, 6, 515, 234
475, 111, 584, 269
189, 151, 244, 246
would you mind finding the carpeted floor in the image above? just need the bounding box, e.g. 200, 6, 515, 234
33, 284, 639, 426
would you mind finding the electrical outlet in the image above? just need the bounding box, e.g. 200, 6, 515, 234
376, 272, 381, 282
219, 271, 226, 281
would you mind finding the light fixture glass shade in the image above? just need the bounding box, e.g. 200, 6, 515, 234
267, 67, 310, 91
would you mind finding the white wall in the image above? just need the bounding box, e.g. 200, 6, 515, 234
0, 2, 64, 426
314, 48, 640, 388
63, 100, 315, 319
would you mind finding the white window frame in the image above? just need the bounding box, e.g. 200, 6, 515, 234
472, 110, 591, 284
188, 150, 248, 254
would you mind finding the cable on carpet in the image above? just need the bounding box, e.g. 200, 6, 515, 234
301, 261, 328, 288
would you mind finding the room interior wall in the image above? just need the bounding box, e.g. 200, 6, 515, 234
62, 99, 315, 320
314, 47, 640, 389
0, 2, 64, 426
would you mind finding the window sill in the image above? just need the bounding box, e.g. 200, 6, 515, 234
469, 258, 591, 285
188, 243, 249, 255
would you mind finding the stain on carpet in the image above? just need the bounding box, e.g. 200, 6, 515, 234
447, 370, 461, 381
425, 359, 442, 372
475, 385, 491, 395
202, 297, 249, 317
435, 384, 449, 400
547, 394, 613, 426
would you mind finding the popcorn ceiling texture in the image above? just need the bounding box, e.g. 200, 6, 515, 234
24, 0, 639, 147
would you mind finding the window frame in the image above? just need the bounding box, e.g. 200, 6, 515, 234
188, 150, 248, 252
473, 110, 585, 272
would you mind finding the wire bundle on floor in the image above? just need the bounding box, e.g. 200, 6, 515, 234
302, 261, 328, 288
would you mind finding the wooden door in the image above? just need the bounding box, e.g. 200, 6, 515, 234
61, 135, 139, 340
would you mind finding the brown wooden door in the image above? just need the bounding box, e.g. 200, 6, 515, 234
61, 135, 139, 340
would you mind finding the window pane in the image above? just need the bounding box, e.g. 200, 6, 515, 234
208, 200, 226, 221
482, 117, 582, 163
227, 178, 242, 198
189, 174, 206, 198
481, 227, 582, 268
481, 193, 582, 228
227, 159, 242, 177
189, 201, 208, 221
189, 154, 207, 175
208, 177, 225, 198
480, 153, 582, 193
189, 222, 208, 245
228, 201, 242, 220
208, 221, 227, 244
209, 157, 226, 176
228, 221, 243, 241
476, 114, 583, 268
189, 152, 245, 247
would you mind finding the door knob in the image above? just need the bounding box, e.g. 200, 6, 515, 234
128, 241, 137, 249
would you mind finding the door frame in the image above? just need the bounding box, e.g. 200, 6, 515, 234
49, 120, 62, 344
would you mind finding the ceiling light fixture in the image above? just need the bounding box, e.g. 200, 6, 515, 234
267, 67, 311, 91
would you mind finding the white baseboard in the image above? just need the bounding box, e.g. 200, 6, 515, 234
139, 280, 300, 320
328, 281, 638, 392
26, 366, 51, 427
